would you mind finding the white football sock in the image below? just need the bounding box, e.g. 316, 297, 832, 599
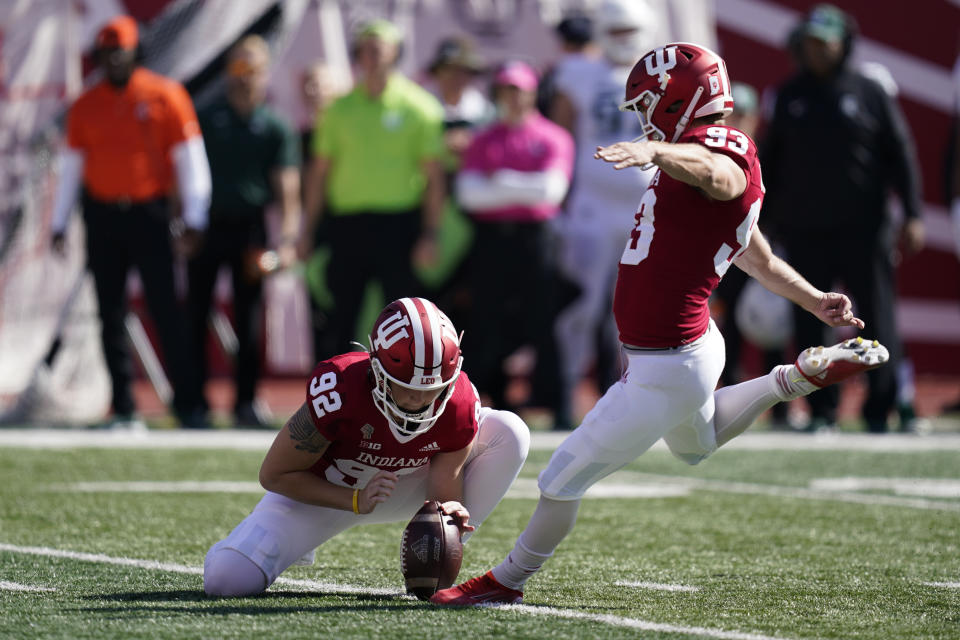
491, 495, 579, 590
771, 362, 821, 400
711, 359, 833, 447
713, 373, 784, 446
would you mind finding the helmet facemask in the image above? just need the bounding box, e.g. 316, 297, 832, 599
369, 350, 462, 443
366, 297, 464, 444
620, 88, 666, 145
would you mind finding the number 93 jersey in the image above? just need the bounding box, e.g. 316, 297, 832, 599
613, 124, 764, 348
303, 352, 480, 488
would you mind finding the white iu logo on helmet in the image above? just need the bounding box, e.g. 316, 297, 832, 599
644, 46, 677, 88
372, 311, 411, 350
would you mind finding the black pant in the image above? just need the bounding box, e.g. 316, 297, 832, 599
82, 195, 202, 418
318, 211, 420, 358
467, 220, 560, 410
782, 225, 901, 430
187, 216, 266, 410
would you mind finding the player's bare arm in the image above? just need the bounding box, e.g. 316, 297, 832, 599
259, 402, 399, 513
425, 443, 475, 533
594, 139, 747, 201
734, 229, 865, 330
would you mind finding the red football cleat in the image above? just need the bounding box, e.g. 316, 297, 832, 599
429, 571, 523, 606
795, 337, 889, 389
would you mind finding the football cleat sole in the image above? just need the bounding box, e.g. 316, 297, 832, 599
795, 337, 889, 389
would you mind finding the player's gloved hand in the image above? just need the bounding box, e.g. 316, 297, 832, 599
811, 291, 864, 329
357, 470, 398, 514
438, 500, 475, 535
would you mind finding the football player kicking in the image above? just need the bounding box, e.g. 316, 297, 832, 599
204, 297, 530, 596
431, 42, 888, 606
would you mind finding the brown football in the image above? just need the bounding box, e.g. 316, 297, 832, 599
400, 500, 463, 600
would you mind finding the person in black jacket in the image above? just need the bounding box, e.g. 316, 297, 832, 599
760, 4, 924, 433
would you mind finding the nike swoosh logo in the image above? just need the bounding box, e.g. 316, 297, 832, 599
469, 591, 513, 601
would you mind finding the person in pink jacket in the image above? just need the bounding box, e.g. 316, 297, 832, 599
456, 61, 575, 422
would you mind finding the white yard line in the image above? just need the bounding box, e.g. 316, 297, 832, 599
47, 474, 960, 512
923, 581, 960, 588
1, 429, 960, 451
0, 543, 397, 596
502, 604, 785, 640
615, 581, 700, 592
507, 477, 690, 500
0, 580, 56, 592
618, 472, 960, 513
51, 481, 265, 493
0, 542, 794, 640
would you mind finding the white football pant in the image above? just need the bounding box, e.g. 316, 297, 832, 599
540, 321, 726, 500
204, 408, 530, 596
492, 320, 800, 590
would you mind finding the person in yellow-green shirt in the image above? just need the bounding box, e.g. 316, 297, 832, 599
301, 20, 445, 359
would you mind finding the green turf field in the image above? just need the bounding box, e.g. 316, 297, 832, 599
1, 435, 958, 639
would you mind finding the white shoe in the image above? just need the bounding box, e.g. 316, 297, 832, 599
794, 337, 889, 391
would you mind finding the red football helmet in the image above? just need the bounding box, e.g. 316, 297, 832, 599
620, 42, 734, 144
368, 297, 463, 442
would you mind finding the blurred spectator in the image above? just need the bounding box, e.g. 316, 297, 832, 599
297, 61, 345, 363
49, 15, 210, 430
423, 36, 494, 171
726, 82, 760, 138
549, 0, 657, 429
420, 36, 494, 335
710, 82, 792, 428
537, 13, 598, 117
189, 35, 301, 428
299, 62, 344, 166
942, 53, 960, 414
301, 20, 445, 357
760, 4, 924, 433
456, 61, 574, 416
953, 55, 960, 257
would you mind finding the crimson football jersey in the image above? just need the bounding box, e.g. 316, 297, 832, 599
613, 124, 764, 348
305, 352, 480, 488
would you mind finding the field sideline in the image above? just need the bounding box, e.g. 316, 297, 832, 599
1, 429, 958, 639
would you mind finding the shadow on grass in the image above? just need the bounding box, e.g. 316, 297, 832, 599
78, 589, 424, 615
80, 589, 634, 615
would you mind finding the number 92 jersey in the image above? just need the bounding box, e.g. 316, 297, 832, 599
304, 352, 480, 488
613, 124, 764, 348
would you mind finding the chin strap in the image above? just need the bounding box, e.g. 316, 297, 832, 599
670, 85, 704, 143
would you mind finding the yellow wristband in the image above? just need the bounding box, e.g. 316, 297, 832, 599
352, 489, 360, 514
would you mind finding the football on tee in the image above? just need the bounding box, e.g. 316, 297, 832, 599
400, 500, 463, 600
